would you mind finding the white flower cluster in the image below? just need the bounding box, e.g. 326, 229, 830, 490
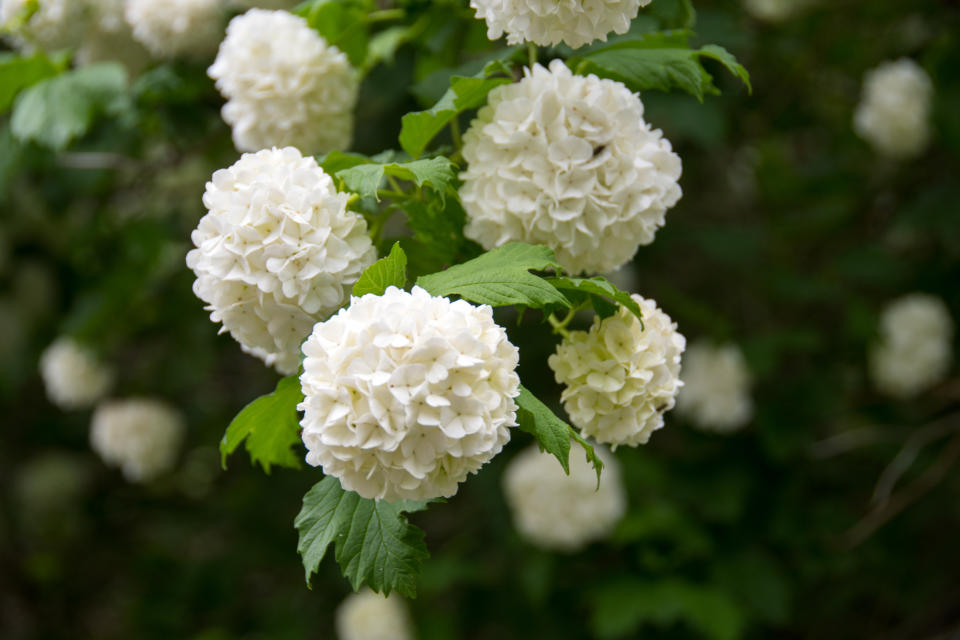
503, 444, 625, 551
187, 147, 376, 375
125, 0, 224, 59
675, 342, 753, 433
854, 58, 933, 159
90, 398, 185, 482
299, 286, 521, 501
40, 337, 114, 410
208, 9, 359, 154
549, 295, 685, 447
870, 294, 953, 398
470, 0, 649, 48
1, 0, 84, 52
460, 60, 682, 275
75, 0, 151, 74
335, 590, 414, 640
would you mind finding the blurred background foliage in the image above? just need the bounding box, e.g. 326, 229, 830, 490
2, 0, 960, 638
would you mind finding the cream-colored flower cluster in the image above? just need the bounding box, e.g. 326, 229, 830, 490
186, 147, 376, 374
870, 294, 953, 398
90, 398, 185, 482
675, 342, 753, 433
208, 9, 358, 154
460, 60, 682, 275
503, 444, 625, 551
40, 337, 114, 410
549, 295, 685, 447
335, 590, 414, 640
299, 286, 521, 501
854, 58, 933, 159
0, 0, 84, 52
470, 0, 650, 48
124, 0, 224, 59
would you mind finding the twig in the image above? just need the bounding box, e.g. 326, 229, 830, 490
842, 431, 960, 549
872, 413, 960, 507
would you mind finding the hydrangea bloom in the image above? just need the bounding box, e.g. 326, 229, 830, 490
548, 295, 685, 447
40, 337, 114, 410
0, 0, 84, 52
470, 0, 649, 48
90, 398, 185, 482
335, 590, 413, 640
208, 9, 358, 154
186, 147, 376, 374
299, 286, 521, 501
460, 60, 682, 275
675, 342, 753, 433
503, 444, 625, 551
854, 59, 933, 159
125, 0, 224, 59
870, 294, 953, 398
76, 0, 152, 74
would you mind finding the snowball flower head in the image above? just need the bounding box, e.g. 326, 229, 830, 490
503, 444, 625, 551
90, 398, 185, 482
675, 342, 752, 433
125, 0, 224, 59
208, 9, 359, 154
870, 294, 953, 398
549, 295, 685, 447
299, 286, 521, 501
187, 147, 376, 374
854, 58, 933, 159
460, 60, 682, 275
335, 590, 413, 640
470, 0, 648, 48
1, 0, 84, 52
40, 337, 114, 410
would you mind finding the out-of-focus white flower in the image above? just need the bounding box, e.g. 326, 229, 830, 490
870, 294, 953, 398
676, 342, 752, 433
503, 444, 625, 551
76, 0, 152, 74
549, 295, 685, 447
299, 286, 521, 501
208, 9, 358, 154
470, 0, 649, 48
854, 58, 933, 159
228, 0, 296, 8
460, 60, 682, 275
742, 0, 809, 22
335, 590, 413, 640
90, 398, 185, 482
187, 147, 376, 374
15, 452, 92, 513
125, 0, 224, 59
1, 0, 85, 52
40, 337, 114, 410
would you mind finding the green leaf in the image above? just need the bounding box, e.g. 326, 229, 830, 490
515, 386, 572, 473
549, 276, 644, 324
589, 579, 745, 640
352, 242, 407, 297
299, 0, 370, 68
399, 74, 512, 158
515, 385, 604, 482
317, 149, 373, 174
10, 63, 131, 150
366, 25, 411, 69
416, 242, 569, 308
574, 32, 751, 101
337, 156, 456, 201
220, 375, 303, 474
0, 52, 63, 114
648, 0, 697, 30
295, 476, 430, 597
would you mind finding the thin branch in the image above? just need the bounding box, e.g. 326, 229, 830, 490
872, 413, 960, 507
